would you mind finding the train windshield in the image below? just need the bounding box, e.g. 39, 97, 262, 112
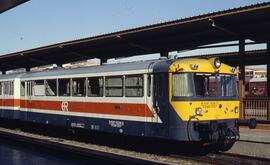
172, 73, 238, 98
172, 73, 193, 97
194, 73, 217, 97
218, 74, 238, 97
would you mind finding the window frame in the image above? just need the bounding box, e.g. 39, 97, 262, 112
125, 74, 144, 97
32, 80, 45, 96
105, 76, 123, 97
172, 73, 194, 98
58, 78, 71, 97
21, 81, 26, 96
87, 76, 104, 97
45, 79, 57, 96
3, 81, 14, 96
71, 77, 86, 97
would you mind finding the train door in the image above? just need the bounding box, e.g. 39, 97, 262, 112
146, 73, 169, 137
26, 81, 32, 112
0, 82, 3, 117
155, 73, 169, 136
20, 81, 27, 120
146, 74, 157, 123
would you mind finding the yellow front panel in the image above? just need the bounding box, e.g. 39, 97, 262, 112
170, 100, 239, 121
168, 61, 240, 121
169, 58, 236, 74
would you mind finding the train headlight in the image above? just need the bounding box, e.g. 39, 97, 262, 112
234, 107, 239, 113
195, 107, 203, 116
214, 58, 221, 68
230, 67, 236, 73
190, 64, 198, 70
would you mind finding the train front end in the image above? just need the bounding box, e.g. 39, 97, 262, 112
169, 58, 239, 151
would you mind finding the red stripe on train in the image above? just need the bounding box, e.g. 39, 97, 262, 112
0, 99, 154, 117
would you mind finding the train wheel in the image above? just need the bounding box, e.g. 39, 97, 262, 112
217, 141, 235, 152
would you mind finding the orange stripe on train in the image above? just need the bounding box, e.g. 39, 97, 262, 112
0, 99, 154, 117
0, 99, 20, 107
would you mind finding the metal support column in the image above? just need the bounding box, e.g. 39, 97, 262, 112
238, 39, 245, 119
26, 68, 30, 72
267, 42, 270, 120
100, 58, 107, 64
160, 52, 169, 58
267, 42, 270, 97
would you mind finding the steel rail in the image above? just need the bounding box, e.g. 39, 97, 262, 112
0, 128, 166, 165
170, 152, 270, 165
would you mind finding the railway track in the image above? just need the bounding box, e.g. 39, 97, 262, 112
170, 152, 270, 165
0, 127, 167, 165
0, 124, 270, 165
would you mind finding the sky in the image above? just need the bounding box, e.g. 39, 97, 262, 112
0, 0, 268, 57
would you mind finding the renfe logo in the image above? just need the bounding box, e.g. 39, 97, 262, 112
61, 101, 69, 112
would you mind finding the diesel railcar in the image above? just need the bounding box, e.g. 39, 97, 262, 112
0, 57, 239, 151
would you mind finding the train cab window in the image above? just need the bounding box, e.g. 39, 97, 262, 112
72, 78, 86, 97
58, 79, 71, 96
218, 75, 237, 97
125, 75, 144, 97
172, 73, 193, 97
33, 80, 45, 96
88, 77, 103, 97
45, 79, 57, 96
21, 82, 25, 96
194, 73, 217, 97
105, 76, 123, 97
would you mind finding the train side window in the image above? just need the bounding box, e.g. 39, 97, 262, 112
58, 79, 71, 96
21, 82, 25, 96
72, 78, 86, 97
147, 75, 151, 97
105, 76, 123, 97
26, 81, 32, 96
88, 77, 103, 97
3, 82, 8, 95
33, 80, 45, 96
0, 82, 2, 95
153, 74, 158, 97
125, 75, 144, 97
45, 79, 57, 96
10, 81, 14, 95
3, 81, 13, 95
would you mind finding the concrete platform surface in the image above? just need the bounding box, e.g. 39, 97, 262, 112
227, 140, 270, 159
226, 127, 270, 159
240, 127, 270, 143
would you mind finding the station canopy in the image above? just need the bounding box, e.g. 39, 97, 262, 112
0, 0, 28, 14
0, 2, 270, 71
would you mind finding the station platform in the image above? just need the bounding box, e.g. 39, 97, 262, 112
228, 126, 270, 159
240, 126, 270, 143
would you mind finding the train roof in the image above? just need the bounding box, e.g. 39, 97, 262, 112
0, 57, 236, 81
0, 59, 167, 80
